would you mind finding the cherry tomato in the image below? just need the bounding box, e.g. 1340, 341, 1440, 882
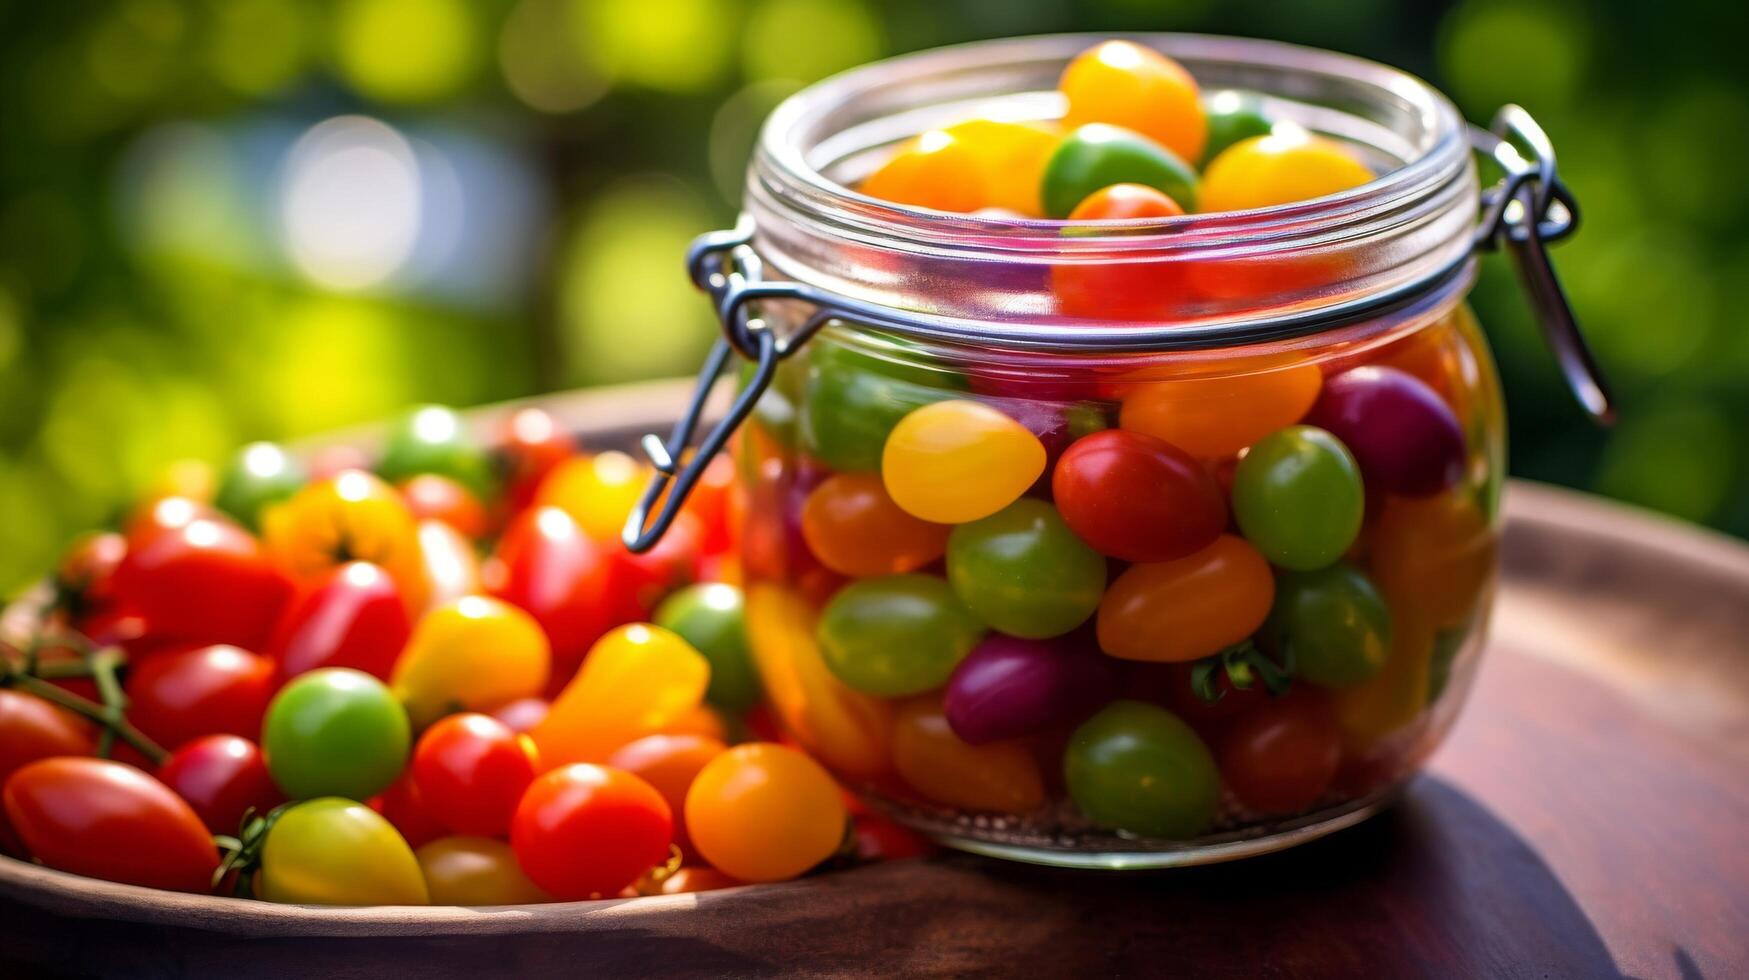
1041, 124, 1197, 217
1307, 366, 1466, 498
1064, 700, 1219, 838
3, 757, 218, 892
1367, 490, 1496, 629
259, 797, 429, 905
608, 734, 726, 861
859, 129, 987, 212
882, 399, 1045, 524
500, 407, 576, 513
125, 643, 275, 751
534, 451, 649, 542
415, 519, 483, 613
891, 697, 1044, 814
798, 338, 962, 474
604, 509, 702, 624
1333, 604, 1435, 748
157, 734, 285, 834
654, 865, 743, 894
54, 530, 127, 625
1059, 41, 1205, 167
653, 583, 762, 712
213, 442, 307, 531
411, 713, 539, 838
1231, 425, 1365, 571
376, 405, 494, 499
530, 624, 709, 768
417, 836, 549, 905
800, 472, 950, 579
262, 667, 409, 801
1265, 564, 1392, 688
398, 474, 489, 539
1136, 660, 1267, 730
123, 495, 224, 548
511, 764, 672, 900
267, 561, 410, 682
944, 632, 1116, 744
1199, 92, 1273, 167
745, 585, 893, 779
684, 743, 845, 883
1117, 360, 1323, 459
818, 574, 985, 697
853, 812, 931, 861
0, 690, 96, 786
945, 499, 1106, 639
939, 119, 1061, 216
1098, 535, 1275, 662
370, 773, 445, 850
1217, 688, 1340, 815
113, 517, 292, 650
1200, 130, 1372, 212
1069, 182, 1184, 221
263, 470, 425, 611
393, 596, 551, 729
488, 506, 611, 689
1052, 428, 1226, 562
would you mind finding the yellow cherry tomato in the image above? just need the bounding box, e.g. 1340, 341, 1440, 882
1200, 130, 1373, 212
859, 129, 988, 213
534, 451, 650, 542
891, 697, 1044, 814
259, 798, 429, 906
1367, 490, 1498, 629
1333, 603, 1434, 748
941, 119, 1061, 216
529, 623, 710, 768
1097, 535, 1276, 662
416, 519, 483, 613
393, 596, 551, 728
1059, 40, 1205, 166
881, 400, 1045, 524
1118, 360, 1322, 459
684, 743, 847, 883
745, 585, 893, 779
417, 836, 550, 906
264, 469, 427, 609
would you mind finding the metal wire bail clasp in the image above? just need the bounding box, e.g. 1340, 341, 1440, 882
1471, 105, 1615, 424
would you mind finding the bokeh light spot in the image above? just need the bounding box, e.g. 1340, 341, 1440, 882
207, 0, 308, 96
335, 0, 479, 104
709, 80, 800, 205
741, 0, 882, 84
1439, 0, 1587, 113
580, 0, 736, 92
500, 0, 609, 113
280, 116, 422, 292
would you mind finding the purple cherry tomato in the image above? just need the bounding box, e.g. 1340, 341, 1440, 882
944, 632, 1116, 744
1307, 366, 1465, 497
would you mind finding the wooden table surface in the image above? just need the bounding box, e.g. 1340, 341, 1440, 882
2, 385, 1745, 979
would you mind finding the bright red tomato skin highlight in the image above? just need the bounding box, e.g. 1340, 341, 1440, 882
412, 713, 540, 838
158, 735, 286, 835
3, 758, 219, 893
124, 644, 276, 751
489, 507, 614, 690
113, 517, 292, 649
267, 561, 411, 682
1052, 429, 1227, 562
510, 764, 672, 900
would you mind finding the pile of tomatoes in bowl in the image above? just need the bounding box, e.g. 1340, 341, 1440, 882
0, 405, 922, 906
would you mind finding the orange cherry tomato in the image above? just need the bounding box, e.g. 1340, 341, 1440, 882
859, 129, 987, 212
608, 733, 726, 860
1059, 40, 1205, 165
800, 472, 951, 578
263, 470, 427, 611
890, 697, 1045, 814
1367, 490, 1497, 629
398, 474, 489, 539
1118, 360, 1323, 458
1097, 535, 1275, 662
684, 743, 846, 883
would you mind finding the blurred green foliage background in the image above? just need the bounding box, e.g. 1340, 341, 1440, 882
0, 0, 1744, 593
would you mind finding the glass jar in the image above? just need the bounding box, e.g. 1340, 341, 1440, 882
634, 34, 1605, 867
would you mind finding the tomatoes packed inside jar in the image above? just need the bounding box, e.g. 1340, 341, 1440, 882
635, 33, 1585, 868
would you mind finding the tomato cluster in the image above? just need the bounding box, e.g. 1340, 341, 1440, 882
0, 404, 923, 905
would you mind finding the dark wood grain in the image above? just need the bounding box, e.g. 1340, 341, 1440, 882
0, 388, 1744, 979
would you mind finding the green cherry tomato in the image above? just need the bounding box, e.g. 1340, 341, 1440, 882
262, 667, 410, 800
818, 574, 986, 696
798, 335, 964, 473
376, 405, 495, 499
946, 499, 1106, 638
1231, 425, 1364, 571
1265, 563, 1393, 688
214, 442, 308, 531
1041, 123, 1198, 217
654, 583, 763, 712
1199, 93, 1274, 167
259, 797, 429, 905
1064, 700, 1219, 839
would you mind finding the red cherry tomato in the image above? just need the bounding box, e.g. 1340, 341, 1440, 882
0, 690, 97, 786
3, 757, 219, 892
112, 518, 292, 649
1217, 689, 1342, 815
604, 510, 702, 624
853, 812, 932, 861
157, 734, 285, 835
1134, 661, 1266, 731
124, 644, 275, 751
399, 474, 490, 539
55, 531, 127, 626
411, 713, 541, 838
370, 773, 446, 850
501, 407, 576, 513
677, 455, 736, 556
1052, 429, 1227, 562
267, 561, 411, 682
489, 507, 613, 692
510, 764, 672, 900
122, 496, 224, 549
